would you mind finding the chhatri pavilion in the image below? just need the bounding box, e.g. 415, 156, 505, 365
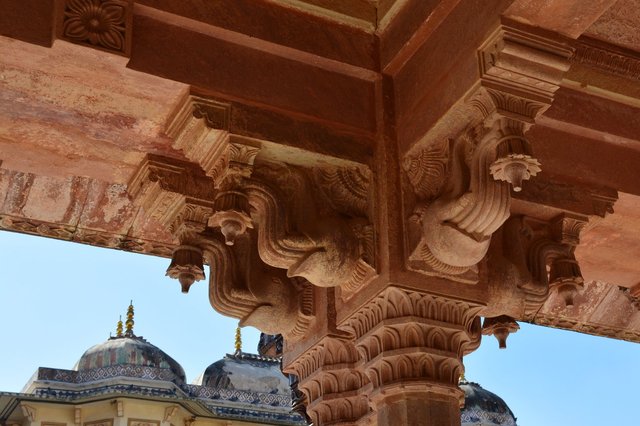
1, 1, 639, 424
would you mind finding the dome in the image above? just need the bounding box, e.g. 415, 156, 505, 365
460, 380, 517, 426
193, 352, 290, 395
74, 336, 186, 385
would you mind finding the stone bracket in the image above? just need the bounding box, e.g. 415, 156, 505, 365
404, 24, 573, 282
500, 213, 588, 317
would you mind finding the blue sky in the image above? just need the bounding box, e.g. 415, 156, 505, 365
1, 230, 638, 425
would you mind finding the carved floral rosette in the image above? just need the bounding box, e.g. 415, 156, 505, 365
60, 0, 132, 55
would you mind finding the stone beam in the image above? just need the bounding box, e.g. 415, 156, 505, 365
134, 0, 378, 67
0, 167, 175, 257
526, 123, 640, 197
531, 280, 640, 343
0, 0, 56, 47
167, 93, 375, 168
127, 6, 378, 132
504, 0, 617, 39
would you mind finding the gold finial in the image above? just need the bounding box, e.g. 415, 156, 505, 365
116, 315, 123, 337
125, 301, 135, 337
234, 324, 242, 354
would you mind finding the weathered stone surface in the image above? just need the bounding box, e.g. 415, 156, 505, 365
2, 2, 640, 424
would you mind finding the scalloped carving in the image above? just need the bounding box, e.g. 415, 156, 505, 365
403, 138, 449, 200
284, 336, 371, 425
342, 287, 482, 404
315, 166, 370, 217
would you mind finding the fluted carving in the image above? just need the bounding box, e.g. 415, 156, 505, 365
343, 287, 482, 404
285, 335, 371, 425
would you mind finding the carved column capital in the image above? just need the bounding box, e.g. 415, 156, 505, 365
343, 286, 482, 407
284, 334, 372, 426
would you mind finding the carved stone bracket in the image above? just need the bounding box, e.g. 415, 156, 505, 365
202, 233, 314, 340
501, 213, 588, 317
245, 174, 376, 294
164, 95, 377, 295
342, 287, 482, 408
284, 334, 372, 426
59, 0, 133, 56
404, 25, 573, 282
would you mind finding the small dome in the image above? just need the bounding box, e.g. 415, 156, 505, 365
74, 336, 186, 385
194, 352, 289, 395
460, 380, 517, 426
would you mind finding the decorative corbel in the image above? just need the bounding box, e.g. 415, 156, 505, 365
482, 315, 520, 349
166, 94, 377, 295
128, 155, 217, 293
203, 232, 314, 340
112, 400, 124, 417
164, 406, 179, 423
20, 405, 36, 423
245, 177, 376, 292
501, 213, 587, 317
74, 407, 81, 426
207, 143, 259, 246
404, 25, 572, 281
539, 214, 587, 306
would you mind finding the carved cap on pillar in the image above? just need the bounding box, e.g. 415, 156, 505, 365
343, 286, 483, 409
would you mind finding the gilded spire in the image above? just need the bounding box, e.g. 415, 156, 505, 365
125, 301, 135, 337
116, 315, 123, 338
234, 324, 242, 354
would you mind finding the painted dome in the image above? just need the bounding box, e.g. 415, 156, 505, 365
460, 380, 517, 426
74, 336, 186, 384
193, 352, 290, 395
72, 304, 185, 385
